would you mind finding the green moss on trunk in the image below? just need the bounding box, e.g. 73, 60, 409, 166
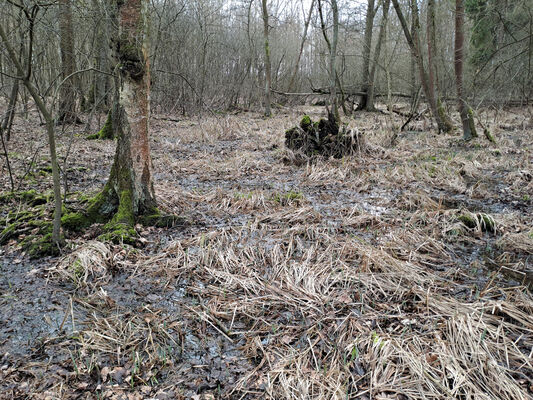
87, 111, 114, 140
467, 108, 478, 138
437, 99, 454, 134
484, 128, 495, 143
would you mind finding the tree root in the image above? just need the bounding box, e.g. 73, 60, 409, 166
62, 190, 185, 245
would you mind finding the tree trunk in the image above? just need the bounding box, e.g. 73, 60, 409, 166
82, 0, 156, 234
318, 0, 340, 123
288, 0, 315, 93
91, 0, 111, 110
358, 0, 375, 111
427, 0, 454, 133
454, 0, 477, 140
58, 0, 78, 123
409, 2, 418, 111
261, 0, 272, 117
0, 21, 62, 247
2, 79, 18, 141
391, 0, 446, 133
367, 0, 390, 111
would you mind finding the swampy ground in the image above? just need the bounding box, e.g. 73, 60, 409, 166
0, 105, 532, 399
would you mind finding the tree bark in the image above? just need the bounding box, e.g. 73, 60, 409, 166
357, 0, 376, 111
391, 0, 446, 133
58, 0, 78, 123
0, 20, 62, 246
317, 0, 341, 122
454, 0, 477, 140
261, 0, 272, 117
367, 0, 390, 111
2, 79, 18, 141
288, 0, 315, 93
427, 0, 453, 133
84, 0, 157, 232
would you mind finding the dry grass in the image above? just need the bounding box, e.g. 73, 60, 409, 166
135, 216, 532, 399
1, 104, 532, 398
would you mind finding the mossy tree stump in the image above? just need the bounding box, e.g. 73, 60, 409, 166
285, 112, 364, 158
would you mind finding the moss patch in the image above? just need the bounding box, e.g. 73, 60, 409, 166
139, 210, 186, 228
61, 212, 92, 232
0, 190, 50, 206
0, 224, 16, 245
98, 223, 137, 245
24, 233, 60, 258
437, 99, 454, 134
300, 115, 312, 131
87, 111, 114, 140
458, 212, 496, 233
484, 128, 496, 143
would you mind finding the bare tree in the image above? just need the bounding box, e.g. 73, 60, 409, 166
287, 0, 315, 93
317, 0, 340, 123
366, 0, 390, 111
391, 0, 447, 133
427, 0, 453, 133
454, 0, 477, 140
261, 0, 272, 116
58, 0, 79, 123
358, 0, 376, 111
0, 7, 63, 247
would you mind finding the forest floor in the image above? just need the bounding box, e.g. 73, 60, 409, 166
0, 104, 532, 399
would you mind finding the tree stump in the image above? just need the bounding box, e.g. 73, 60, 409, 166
285, 112, 364, 158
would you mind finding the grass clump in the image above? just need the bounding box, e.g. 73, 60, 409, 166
272, 190, 304, 206
458, 212, 496, 233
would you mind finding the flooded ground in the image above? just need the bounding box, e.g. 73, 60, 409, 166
0, 105, 532, 398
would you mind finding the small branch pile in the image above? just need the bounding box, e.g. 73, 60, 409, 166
285, 113, 365, 158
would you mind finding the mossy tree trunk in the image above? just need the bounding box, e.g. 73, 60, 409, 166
87, 0, 156, 233
454, 0, 477, 140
